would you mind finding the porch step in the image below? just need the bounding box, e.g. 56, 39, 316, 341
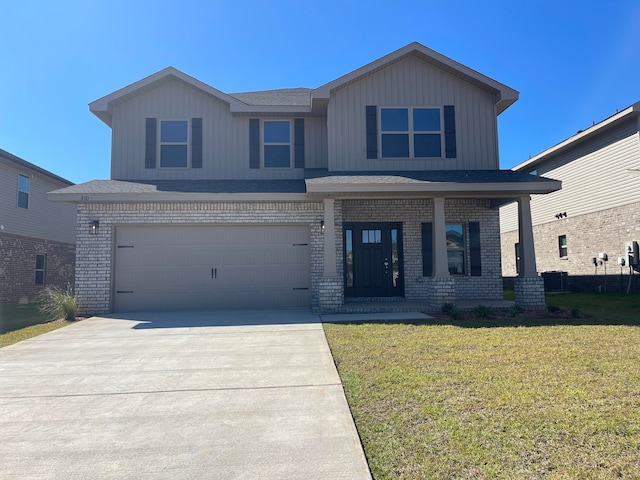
324, 301, 431, 314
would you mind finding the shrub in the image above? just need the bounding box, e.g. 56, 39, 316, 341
441, 303, 456, 314
571, 305, 581, 318
39, 285, 77, 321
474, 305, 493, 319
509, 305, 522, 318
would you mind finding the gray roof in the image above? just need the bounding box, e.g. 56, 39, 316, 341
52, 179, 306, 195
229, 88, 312, 106
0, 148, 74, 186
304, 169, 557, 184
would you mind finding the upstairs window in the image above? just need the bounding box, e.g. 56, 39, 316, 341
380, 107, 442, 158
18, 174, 29, 209
263, 121, 291, 168
160, 120, 188, 167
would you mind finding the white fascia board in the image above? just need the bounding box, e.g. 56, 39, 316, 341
47, 192, 311, 204
514, 101, 640, 172
305, 180, 561, 196
312, 41, 519, 113
230, 105, 312, 114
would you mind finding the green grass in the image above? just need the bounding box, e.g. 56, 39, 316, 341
324, 293, 640, 479
0, 303, 54, 334
0, 303, 73, 348
0, 321, 73, 348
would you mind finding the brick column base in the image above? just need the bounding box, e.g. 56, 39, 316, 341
514, 276, 545, 310
426, 276, 456, 311
318, 277, 343, 312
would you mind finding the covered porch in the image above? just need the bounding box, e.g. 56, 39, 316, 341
306, 170, 561, 313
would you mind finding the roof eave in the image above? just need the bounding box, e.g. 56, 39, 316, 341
514, 101, 640, 171
48, 191, 311, 204
311, 41, 519, 113
304, 180, 561, 196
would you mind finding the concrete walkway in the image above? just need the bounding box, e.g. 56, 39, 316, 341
0, 310, 371, 479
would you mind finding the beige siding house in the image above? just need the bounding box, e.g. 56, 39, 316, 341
0, 149, 76, 303
50, 42, 560, 315
500, 101, 640, 291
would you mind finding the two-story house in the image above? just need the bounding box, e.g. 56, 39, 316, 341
50, 42, 560, 316
1, 148, 76, 303
501, 102, 640, 292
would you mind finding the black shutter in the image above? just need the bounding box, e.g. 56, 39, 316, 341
294, 118, 305, 168
191, 118, 203, 168
444, 105, 456, 159
469, 221, 481, 276
145, 118, 157, 169
366, 105, 377, 159
249, 119, 260, 169
421, 222, 433, 276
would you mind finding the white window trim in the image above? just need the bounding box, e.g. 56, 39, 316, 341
379, 106, 444, 159
159, 119, 190, 168
17, 174, 29, 209
262, 119, 292, 168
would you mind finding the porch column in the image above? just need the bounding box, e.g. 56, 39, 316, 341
318, 198, 342, 312
517, 195, 537, 278
427, 196, 455, 309
432, 196, 450, 277
515, 195, 545, 310
323, 198, 337, 276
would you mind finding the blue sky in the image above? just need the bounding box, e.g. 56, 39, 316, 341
2, 0, 639, 184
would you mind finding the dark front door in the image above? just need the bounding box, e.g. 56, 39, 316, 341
344, 223, 404, 298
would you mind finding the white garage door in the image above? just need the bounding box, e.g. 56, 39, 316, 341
114, 225, 310, 312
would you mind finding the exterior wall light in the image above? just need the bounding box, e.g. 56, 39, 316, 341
320, 220, 325, 233
89, 220, 100, 235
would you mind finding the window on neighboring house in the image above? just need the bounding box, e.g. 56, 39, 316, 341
380, 107, 442, 158
18, 174, 29, 209
263, 120, 291, 168
446, 224, 465, 274
160, 120, 188, 167
558, 235, 567, 258
35, 254, 46, 286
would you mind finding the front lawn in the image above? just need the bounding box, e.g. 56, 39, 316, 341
0, 303, 54, 334
324, 293, 640, 479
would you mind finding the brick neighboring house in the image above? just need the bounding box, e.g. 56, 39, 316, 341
50, 42, 560, 316
0, 149, 76, 303
500, 101, 640, 292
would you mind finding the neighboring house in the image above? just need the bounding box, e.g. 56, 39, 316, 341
0, 149, 76, 303
49, 42, 560, 316
500, 101, 640, 292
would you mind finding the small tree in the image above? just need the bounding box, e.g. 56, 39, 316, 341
39, 285, 77, 321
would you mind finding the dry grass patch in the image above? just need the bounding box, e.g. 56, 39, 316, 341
324, 298, 640, 479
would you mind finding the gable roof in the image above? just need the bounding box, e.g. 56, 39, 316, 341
312, 42, 519, 115
0, 148, 73, 186
89, 68, 312, 126
89, 42, 518, 126
513, 100, 640, 172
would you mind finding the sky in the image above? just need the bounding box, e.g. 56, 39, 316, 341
2, 0, 639, 185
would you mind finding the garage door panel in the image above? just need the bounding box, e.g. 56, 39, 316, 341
114, 225, 310, 312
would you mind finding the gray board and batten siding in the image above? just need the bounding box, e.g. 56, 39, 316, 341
327, 54, 500, 172
500, 116, 640, 233
0, 156, 76, 245
110, 78, 328, 181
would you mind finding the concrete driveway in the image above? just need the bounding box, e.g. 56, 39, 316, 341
0, 310, 371, 479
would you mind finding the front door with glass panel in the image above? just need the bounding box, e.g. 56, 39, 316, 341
344, 223, 404, 298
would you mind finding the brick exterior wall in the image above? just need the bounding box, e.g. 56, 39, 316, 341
0, 232, 75, 304
76, 198, 505, 315
501, 202, 640, 293
341, 198, 503, 305
76, 201, 324, 316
